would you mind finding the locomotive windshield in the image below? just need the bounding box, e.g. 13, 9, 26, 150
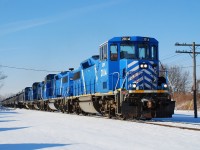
138, 43, 158, 60
138, 43, 149, 59
120, 44, 136, 59
116, 43, 158, 60
118, 43, 157, 60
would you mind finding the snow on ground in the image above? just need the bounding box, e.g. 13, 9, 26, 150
0, 107, 200, 150
152, 110, 200, 129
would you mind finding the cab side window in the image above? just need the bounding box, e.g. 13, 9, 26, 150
151, 45, 158, 60
99, 44, 107, 61
110, 44, 118, 61
62, 76, 68, 83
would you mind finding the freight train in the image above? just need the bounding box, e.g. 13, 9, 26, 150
1, 36, 175, 119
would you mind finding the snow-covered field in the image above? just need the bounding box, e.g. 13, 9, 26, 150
0, 107, 200, 150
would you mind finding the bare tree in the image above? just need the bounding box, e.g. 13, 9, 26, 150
0, 95, 4, 101
0, 70, 7, 89
167, 65, 190, 93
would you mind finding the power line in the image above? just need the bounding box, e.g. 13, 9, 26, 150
0, 65, 61, 73
168, 64, 200, 69
160, 53, 181, 61
1, 62, 200, 73
160, 53, 176, 59
164, 55, 189, 65
180, 64, 200, 68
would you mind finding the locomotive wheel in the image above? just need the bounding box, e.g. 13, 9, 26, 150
82, 111, 88, 116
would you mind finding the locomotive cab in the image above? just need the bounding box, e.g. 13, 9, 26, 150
24, 87, 33, 109
24, 87, 32, 101
45, 74, 56, 99
98, 36, 168, 91
32, 82, 40, 100
54, 71, 69, 97
61, 71, 73, 97
37, 81, 45, 100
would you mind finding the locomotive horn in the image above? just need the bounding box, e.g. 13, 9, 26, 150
69, 68, 74, 71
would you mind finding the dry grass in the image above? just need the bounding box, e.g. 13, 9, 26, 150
172, 92, 200, 110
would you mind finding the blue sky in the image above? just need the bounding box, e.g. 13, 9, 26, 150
0, 0, 200, 95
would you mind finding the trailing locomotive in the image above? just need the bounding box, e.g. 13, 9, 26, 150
1, 36, 175, 119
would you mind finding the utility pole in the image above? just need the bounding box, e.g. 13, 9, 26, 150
175, 42, 200, 118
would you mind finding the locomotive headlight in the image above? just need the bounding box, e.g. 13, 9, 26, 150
140, 64, 144, 68
144, 64, 148, 68
132, 83, 137, 88
162, 83, 168, 89
140, 63, 148, 69
163, 84, 168, 88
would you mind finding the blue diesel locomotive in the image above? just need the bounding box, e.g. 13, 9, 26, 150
2, 36, 175, 119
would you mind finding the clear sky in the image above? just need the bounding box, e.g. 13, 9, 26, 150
0, 0, 200, 95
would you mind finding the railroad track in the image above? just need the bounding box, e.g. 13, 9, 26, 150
86, 114, 200, 131
130, 120, 200, 131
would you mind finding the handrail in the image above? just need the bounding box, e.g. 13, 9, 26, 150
109, 72, 120, 91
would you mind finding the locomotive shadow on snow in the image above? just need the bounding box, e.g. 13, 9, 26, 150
0, 120, 17, 123
0, 110, 18, 114
0, 106, 16, 111
0, 127, 29, 132
0, 116, 14, 118
174, 113, 193, 117
0, 143, 72, 150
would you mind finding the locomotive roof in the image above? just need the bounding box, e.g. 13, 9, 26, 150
32, 82, 40, 86
46, 74, 56, 77
55, 71, 69, 78
109, 36, 158, 43
99, 36, 158, 47
25, 87, 32, 90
